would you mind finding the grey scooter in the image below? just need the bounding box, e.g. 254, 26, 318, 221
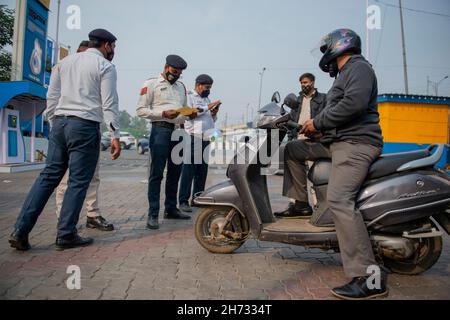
193, 93, 450, 275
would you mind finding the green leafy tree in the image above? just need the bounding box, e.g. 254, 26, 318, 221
100, 112, 149, 139
130, 116, 149, 136
118, 110, 131, 128
0, 5, 14, 81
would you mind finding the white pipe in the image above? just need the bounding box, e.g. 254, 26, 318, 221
1, 109, 5, 164
399, 0, 409, 94
366, 0, 370, 60
11, 0, 27, 81
31, 103, 36, 163
54, 0, 61, 64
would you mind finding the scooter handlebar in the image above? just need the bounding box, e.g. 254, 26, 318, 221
285, 120, 302, 130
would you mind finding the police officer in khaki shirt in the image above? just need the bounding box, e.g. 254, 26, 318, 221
136, 55, 195, 230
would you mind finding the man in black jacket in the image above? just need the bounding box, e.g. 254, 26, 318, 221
291, 73, 327, 140
285, 29, 387, 300
275, 73, 326, 218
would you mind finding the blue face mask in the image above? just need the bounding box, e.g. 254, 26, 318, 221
200, 90, 210, 98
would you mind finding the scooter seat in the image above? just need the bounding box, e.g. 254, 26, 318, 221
367, 149, 431, 180
309, 148, 431, 185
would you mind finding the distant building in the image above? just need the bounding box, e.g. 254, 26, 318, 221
378, 94, 449, 170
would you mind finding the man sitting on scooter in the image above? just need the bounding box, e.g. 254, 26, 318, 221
283, 29, 387, 300
275, 72, 326, 219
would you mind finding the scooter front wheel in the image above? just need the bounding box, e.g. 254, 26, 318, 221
195, 206, 249, 254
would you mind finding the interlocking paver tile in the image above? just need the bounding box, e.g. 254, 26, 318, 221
1, 151, 449, 300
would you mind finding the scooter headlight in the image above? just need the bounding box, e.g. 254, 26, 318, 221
254, 102, 282, 129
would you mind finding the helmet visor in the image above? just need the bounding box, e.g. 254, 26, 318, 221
310, 35, 330, 58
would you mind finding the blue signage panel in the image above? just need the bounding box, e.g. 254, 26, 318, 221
44, 38, 53, 86
22, 0, 49, 85
8, 131, 18, 157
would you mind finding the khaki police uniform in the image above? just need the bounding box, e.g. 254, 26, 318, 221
136, 74, 188, 124
136, 73, 189, 219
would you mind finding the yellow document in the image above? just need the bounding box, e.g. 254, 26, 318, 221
177, 107, 199, 116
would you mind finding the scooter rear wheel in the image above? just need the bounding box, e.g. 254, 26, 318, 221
195, 206, 249, 254
381, 236, 442, 275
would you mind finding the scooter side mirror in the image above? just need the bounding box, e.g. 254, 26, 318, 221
271, 91, 281, 104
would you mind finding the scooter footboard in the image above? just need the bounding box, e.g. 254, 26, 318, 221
259, 231, 339, 249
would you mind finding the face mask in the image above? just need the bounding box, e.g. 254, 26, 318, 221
105, 44, 114, 61
301, 85, 313, 95
166, 72, 179, 85
200, 90, 210, 98
328, 60, 339, 78
106, 50, 114, 61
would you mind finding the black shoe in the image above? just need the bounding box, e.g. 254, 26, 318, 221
147, 217, 159, 230
9, 231, 31, 251
164, 209, 191, 220
55, 233, 93, 251
274, 202, 312, 219
331, 274, 389, 300
86, 216, 114, 231
179, 203, 193, 213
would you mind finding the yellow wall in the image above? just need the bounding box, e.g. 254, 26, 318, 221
38, 0, 51, 10
379, 102, 449, 144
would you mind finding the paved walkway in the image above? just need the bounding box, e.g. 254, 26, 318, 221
0, 151, 449, 300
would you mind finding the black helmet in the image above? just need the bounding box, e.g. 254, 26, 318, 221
318, 29, 362, 77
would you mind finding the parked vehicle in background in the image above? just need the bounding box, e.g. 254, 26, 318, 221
136, 135, 149, 155
100, 135, 111, 151
102, 131, 135, 150
119, 132, 135, 150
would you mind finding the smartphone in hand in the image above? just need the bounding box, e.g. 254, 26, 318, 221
211, 102, 222, 111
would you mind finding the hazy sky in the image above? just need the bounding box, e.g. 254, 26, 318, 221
3, 0, 450, 127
